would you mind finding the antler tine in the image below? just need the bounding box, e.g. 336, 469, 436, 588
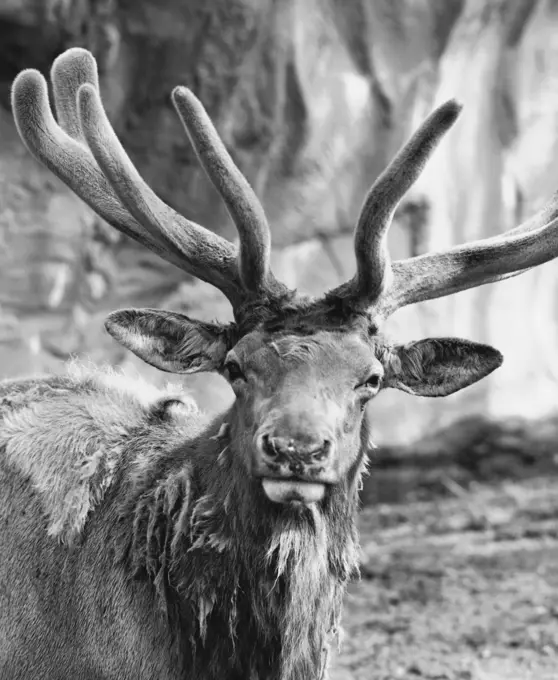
12, 48, 245, 305
12, 67, 143, 247
171, 87, 272, 294
51, 47, 97, 142
76, 82, 244, 299
348, 100, 462, 306
382, 193, 558, 315
12, 53, 179, 266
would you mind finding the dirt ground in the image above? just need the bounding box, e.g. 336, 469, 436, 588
331, 438, 558, 680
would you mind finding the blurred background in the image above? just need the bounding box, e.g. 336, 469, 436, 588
1, 0, 558, 450
4, 2, 558, 676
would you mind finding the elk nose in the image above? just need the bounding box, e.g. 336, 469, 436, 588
260, 433, 332, 465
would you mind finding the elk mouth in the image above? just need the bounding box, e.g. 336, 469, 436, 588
261, 478, 326, 505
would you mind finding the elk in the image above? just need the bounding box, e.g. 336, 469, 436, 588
1, 47, 558, 680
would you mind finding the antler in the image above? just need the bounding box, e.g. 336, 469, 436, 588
351, 101, 462, 303
13, 48, 557, 326
11, 48, 284, 311
334, 99, 558, 319
384, 199, 558, 314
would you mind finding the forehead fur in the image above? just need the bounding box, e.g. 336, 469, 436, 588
0, 362, 198, 544
267, 330, 371, 360
234, 319, 388, 366
234, 291, 381, 337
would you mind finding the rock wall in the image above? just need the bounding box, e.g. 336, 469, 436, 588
0, 0, 557, 444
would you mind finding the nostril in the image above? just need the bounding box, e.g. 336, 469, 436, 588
261, 434, 278, 459
260, 433, 332, 463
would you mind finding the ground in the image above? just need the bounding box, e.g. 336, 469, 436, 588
331, 427, 558, 680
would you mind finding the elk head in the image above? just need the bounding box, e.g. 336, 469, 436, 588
12, 49, 558, 506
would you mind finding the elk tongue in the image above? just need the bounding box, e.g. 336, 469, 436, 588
262, 479, 325, 505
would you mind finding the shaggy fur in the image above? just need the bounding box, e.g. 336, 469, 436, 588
0, 363, 365, 680
5, 48, 509, 680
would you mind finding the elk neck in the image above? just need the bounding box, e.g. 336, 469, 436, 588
114, 406, 370, 679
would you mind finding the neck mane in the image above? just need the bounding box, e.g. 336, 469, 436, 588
116, 410, 369, 680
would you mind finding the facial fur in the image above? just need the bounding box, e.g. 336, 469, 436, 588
224, 327, 382, 504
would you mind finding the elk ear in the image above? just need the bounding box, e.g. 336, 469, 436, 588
105, 309, 232, 374
384, 338, 503, 397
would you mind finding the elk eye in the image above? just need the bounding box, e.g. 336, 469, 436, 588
356, 373, 382, 391
224, 360, 245, 383
365, 374, 381, 389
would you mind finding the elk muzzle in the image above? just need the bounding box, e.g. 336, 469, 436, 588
254, 414, 337, 505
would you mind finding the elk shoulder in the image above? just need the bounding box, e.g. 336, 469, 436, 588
0, 363, 198, 545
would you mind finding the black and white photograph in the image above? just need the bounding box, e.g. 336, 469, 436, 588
1, 1, 557, 678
